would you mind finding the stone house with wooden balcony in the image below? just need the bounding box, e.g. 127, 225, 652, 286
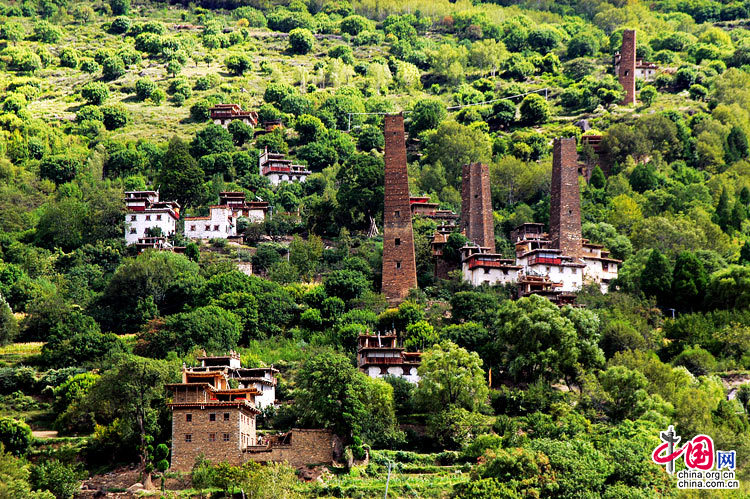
209, 104, 258, 128
259, 148, 311, 186
167, 353, 337, 471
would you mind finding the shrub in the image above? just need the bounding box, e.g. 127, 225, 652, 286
101, 104, 129, 130
194, 74, 219, 90
109, 16, 131, 34
519, 93, 550, 125
79, 58, 99, 73
110, 0, 130, 16
224, 54, 252, 75
190, 100, 211, 121
135, 78, 157, 101
59, 48, 78, 68
149, 88, 166, 104
340, 15, 371, 36
76, 105, 104, 123
80, 81, 109, 105
0, 417, 32, 456
288, 28, 314, 54
34, 21, 63, 43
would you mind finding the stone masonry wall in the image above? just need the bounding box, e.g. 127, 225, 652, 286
461, 163, 495, 252
171, 407, 252, 472
619, 29, 636, 105
244, 429, 337, 467
382, 114, 417, 305
549, 138, 583, 258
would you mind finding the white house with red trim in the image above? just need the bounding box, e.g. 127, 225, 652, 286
124, 191, 180, 245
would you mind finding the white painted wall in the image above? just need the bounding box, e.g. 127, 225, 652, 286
365, 365, 420, 384
184, 206, 234, 240
125, 211, 177, 245
462, 265, 519, 287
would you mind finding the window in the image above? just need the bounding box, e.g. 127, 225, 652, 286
190, 225, 196, 231
130, 228, 136, 234
185, 434, 192, 442
394, 238, 401, 246
205, 225, 211, 231
209, 433, 216, 442
484, 268, 490, 274
214, 225, 219, 231
394, 210, 400, 218
130, 215, 137, 221
223, 413, 230, 421
396, 261, 401, 269
209, 413, 216, 422
603, 263, 609, 271
145, 215, 151, 221
185, 414, 192, 422
572, 268, 577, 274
223, 433, 230, 442
156, 215, 162, 221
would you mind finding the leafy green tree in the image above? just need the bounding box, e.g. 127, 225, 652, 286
415, 340, 488, 412
190, 124, 234, 158
714, 187, 732, 231
33, 21, 62, 43
166, 60, 182, 78
404, 320, 439, 351
289, 235, 323, 281
598, 365, 650, 421
39, 156, 82, 185
288, 28, 314, 54
227, 120, 253, 146
0, 22, 25, 45
629, 163, 658, 193
450, 291, 498, 327
640, 85, 657, 107
0, 417, 32, 456
589, 166, 606, 189
224, 55, 253, 75
706, 265, 750, 309
295, 351, 398, 441
87, 355, 173, 479
409, 98, 447, 134
41, 311, 124, 368
336, 154, 384, 230
323, 270, 369, 300
671, 251, 707, 312
110, 16, 131, 34
518, 94, 550, 125
492, 295, 603, 384
340, 15, 371, 35
158, 136, 207, 209
725, 125, 749, 163
567, 32, 599, 58
640, 249, 672, 305
423, 121, 492, 187
0, 294, 18, 346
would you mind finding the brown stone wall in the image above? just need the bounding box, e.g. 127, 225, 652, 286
382, 115, 417, 305
434, 256, 457, 280
549, 138, 583, 258
244, 429, 337, 467
170, 407, 255, 472
619, 29, 636, 106
461, 163, 495, 252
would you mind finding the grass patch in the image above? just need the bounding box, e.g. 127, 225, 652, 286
0, 342, 44, 367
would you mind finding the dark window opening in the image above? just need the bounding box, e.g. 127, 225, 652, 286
396, 261, 402, 269
223, 413, 230, 421
185, 414, 192, 422
395, 238, 401, 246
209, 413, 216, 422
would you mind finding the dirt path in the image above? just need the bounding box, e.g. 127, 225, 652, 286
32, 430, 59, 439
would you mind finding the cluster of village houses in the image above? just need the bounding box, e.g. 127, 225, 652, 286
154, 32, 663, 470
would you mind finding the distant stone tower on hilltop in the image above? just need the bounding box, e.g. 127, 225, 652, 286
618, 29, 637, 106
461, 163, 495, 252
382, 114, 417, 305
549, 137, 583, 258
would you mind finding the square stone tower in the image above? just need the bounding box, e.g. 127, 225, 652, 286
382, 114, 417, 305
619, 29, 637, 106
461, 163, 495, 252
549, 137, 583, 258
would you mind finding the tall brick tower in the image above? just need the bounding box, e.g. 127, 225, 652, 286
618, 29, 637, 106
549, 137, 583, 258
461, 163, 495, 252
382, 114, 417, 305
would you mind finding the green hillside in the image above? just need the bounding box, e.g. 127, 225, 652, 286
3, 0, 750, 497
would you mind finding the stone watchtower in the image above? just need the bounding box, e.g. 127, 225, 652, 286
549, 138, 583, 258
618, 29, 637, 106
382, 114, 417, 305
461, 163, 495, 252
